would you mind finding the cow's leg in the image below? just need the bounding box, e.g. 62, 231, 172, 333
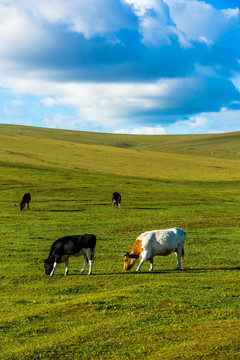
87, 249, 95, 275
136, 249, 152, 272
82, 248, 95, 275
175, 245, 184, 270
80, 255, 88, 275
27, 202, 30, 210
118, 203, 121, 209
149, 257, 153, 271
64, 258, 69, 275
88, 260, 94, 275
50, 262, 58, 277
136, 258, 146, 272
136, 253, 147, 272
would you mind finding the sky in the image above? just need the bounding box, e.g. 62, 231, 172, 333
0, 0, 240, 135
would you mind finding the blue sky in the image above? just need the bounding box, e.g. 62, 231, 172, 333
0, 0, 240, 134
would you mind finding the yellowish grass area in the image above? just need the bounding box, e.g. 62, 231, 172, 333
1, 132, 240, 182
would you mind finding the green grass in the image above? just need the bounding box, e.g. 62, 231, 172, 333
0, 125, 240, 359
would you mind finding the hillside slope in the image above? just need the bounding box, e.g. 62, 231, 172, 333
0, 124, 240, 159
0, 125, 240, 183
1, 124, 240, 360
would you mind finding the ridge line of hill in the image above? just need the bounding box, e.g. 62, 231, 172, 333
0, 124, 240, 159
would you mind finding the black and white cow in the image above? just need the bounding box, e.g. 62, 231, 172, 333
44, 234, 96, 277
112, 192, 121, 208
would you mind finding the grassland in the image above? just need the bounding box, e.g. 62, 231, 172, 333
0, 124, 240, 359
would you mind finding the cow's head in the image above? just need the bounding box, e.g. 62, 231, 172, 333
44, 259, 53, 275
123, 252, 138, 270
19, 203, 24, 211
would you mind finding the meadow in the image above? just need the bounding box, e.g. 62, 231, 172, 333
0, 124, 240, 359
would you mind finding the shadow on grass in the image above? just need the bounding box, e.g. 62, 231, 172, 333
50, 209, 86, 212
134, 207, 164, 210
51, 266, 240, 277
104, 266, 240, 276
32, 208, 86, 212
181, 267, 240, 272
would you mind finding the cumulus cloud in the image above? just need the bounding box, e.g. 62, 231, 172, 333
0, 0, 239, 134
26, 0, 136, 38
174, 116, 209, 132
165, 0, 239, 45
37, 78, 214, 127
0, 1, 52, 57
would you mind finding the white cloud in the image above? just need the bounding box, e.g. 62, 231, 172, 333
164, 0, 239, 45
177, 116, 209, 130
8, 99, 25, 107
204, 108, 240, 133
0, 61, 217, 130
0, 0, 135, 61
0, 1, 52, 56
125, 0, 240, 48
0, 0, 239, 134
221, 7, 239, 19
232, 74, 240, 92
43, 114, 86, 130
167, 108, 240, 134
41, 97, 57, 107
115, 126, 167, 135
22, 0, 135, 39
3, 105, 27, 118
37, 78, 200, 127
125, 0, 188, 46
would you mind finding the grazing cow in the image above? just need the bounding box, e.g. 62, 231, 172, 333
123, 227, 186, 272
44, 234, 96, 277
112, 192, 121, 208
19, 192, 31, 211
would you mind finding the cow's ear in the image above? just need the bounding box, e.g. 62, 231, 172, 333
123, 252, 129, 257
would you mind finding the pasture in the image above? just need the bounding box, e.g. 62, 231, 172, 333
0, 124, 240, 359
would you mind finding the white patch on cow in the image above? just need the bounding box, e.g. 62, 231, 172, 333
88, 260, 94, 275
50, 262, 58, 277
79, 248, 95, 275
64, 258, 69, 275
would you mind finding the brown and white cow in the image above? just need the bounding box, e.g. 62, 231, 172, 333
123, 227, 186, 272
19, 192, 31, 211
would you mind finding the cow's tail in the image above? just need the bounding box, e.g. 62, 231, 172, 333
181, 230, 186, 262
181, 247, 184, 262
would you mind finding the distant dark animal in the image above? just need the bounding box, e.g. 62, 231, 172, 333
123, 227, 186, 272
19, 192, 31, 211
112, 192, 121, 208
44, 234, 96, 277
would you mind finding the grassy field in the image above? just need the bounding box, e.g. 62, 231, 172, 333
0, 124, 240, 359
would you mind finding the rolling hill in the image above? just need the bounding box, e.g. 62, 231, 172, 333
0, 124, 240, 360
1, 124, 240, 159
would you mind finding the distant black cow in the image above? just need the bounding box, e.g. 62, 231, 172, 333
44, 234, 96, 277
112, 192, 121, 209
19, 192, 31, 211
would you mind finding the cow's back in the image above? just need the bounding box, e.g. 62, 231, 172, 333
139, 228, 185, 256
50, 234, 96, 259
